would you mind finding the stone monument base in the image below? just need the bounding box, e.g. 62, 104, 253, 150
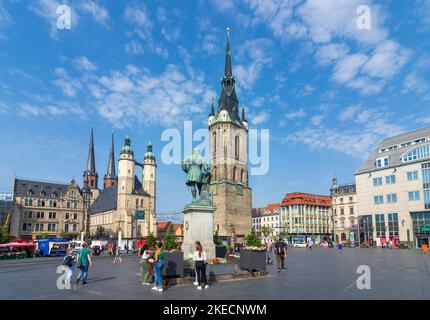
181, 204, 216, 260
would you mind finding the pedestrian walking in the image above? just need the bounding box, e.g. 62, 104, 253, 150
307, 238, 313, 251
275, 237, 287, 272
108, 243, 113, 256
193, 241, 209, 290
62, 249, 76, 284
139, 245, 154, 285
113, 246, 122, 264
76, 242, 92, 285
151, 241, 165, 292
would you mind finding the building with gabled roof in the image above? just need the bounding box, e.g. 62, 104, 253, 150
355, 125, 430, 248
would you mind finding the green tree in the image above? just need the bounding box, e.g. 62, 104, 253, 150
163, 224, 178, 250
279, 230, 289, 240
0, 225, 10, 243
95, 226, 107, 239
146, 233, 156, 249
261, 226, 274, 240
244, 229, 262, 247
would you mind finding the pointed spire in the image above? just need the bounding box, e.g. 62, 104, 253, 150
224, 26, 232, 78
105, 130, 116, 178
209, 97, 215, 116
86, 127, 96, 173
242, 105, 246, 122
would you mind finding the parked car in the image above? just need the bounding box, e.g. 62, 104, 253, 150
293, 241, 307, 248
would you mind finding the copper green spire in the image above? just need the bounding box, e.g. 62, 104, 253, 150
120, 133, 134, 156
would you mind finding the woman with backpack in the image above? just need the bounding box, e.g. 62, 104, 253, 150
62, 249, 76, 284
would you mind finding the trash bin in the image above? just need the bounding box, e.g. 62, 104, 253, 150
422, 244, 428, 252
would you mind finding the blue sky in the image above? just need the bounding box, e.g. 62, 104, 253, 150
0, 0, 430, 221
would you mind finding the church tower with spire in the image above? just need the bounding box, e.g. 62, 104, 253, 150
83, 127, 99, 190
208, 27, 252, 245
104, 131, 118, 189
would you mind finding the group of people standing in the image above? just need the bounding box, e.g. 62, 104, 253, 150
138, 240, 209, 292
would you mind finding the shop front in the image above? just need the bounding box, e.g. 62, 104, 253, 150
411, 211, 430, 248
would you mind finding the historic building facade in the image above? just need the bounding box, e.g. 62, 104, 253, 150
9, 178, 86, 240
89, 135, 157, 239
251, 208, 263, 236
356, 126, 430, 248
280, 192, 332, 243
261, 203, 281, 240
330, 177, 358, 243
208, 28, 252, 244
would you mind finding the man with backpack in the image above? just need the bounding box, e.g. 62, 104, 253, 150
62, 249, 76, 284
275, 237, 287, 273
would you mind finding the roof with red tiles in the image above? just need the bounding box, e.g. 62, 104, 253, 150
281, 192, 332, 207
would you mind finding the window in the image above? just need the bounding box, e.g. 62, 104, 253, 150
340, 208, 344, 215
36, 212, 44, 219
373, 177, 383, 186
349, 207, 354, 215
374, 195, 384, 205
67, 202, 70, 209
73, 202, 77, 209
73, 224, 77, 232
64, 224, 69, 232
22, 223, 32, 231
376, 157, 390, 168
235, 136, 240, 160
47, 223, 56, 231
74, 213, 78, 220
407, 171, 419, 181
349, 197, 353, 203
385, 175, 396, 184
23, 211, 32, 219
408, 191, 420, 201
35, 223, 44, 231
49, 212, 57, 219
65, 213, 70, 219
375, 214, 386, 237
402, 144, 430, 162
388, 213, 399, 237
387, 194, 397, 203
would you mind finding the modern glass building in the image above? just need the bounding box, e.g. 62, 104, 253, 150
356, 126, 430, 248
0, 192, 14, 227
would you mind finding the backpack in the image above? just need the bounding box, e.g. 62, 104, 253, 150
63, 255, 74, 267
276, 242, 284, 254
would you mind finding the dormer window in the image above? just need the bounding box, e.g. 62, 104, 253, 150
376, 156, 390, 168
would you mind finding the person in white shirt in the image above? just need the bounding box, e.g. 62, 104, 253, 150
193, 241, 209, 290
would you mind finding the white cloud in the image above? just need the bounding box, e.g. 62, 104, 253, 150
244, 0, 411, 96
251, 111, 270, 125
235, 38, 274, 90
78, 0, 109, 26
79, 64, 217, 127
72, 56, 97, 72
402, 71, 429, 95
286, 106, 403, 159
279, 108, 307, 127
52, 68, 82, 97
0, 2, 12, 40
311, 115, 324, 126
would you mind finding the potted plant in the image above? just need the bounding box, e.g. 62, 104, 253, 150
239, 230, 266, 271
162, 224, 184, 277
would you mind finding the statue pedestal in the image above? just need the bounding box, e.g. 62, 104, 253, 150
181, 204, 216, 260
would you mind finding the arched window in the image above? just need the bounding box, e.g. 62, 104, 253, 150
141, 199, 143, 207
213, 166, 217, 181
233, 166, 237, 181
223, 130, 228, 158
235, 136, 240, 160
402, 144, 430, 162
136, 199, 139, 207
241, 169, 245, 183
212, 132, 217, 158
341, 233, 347, 241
